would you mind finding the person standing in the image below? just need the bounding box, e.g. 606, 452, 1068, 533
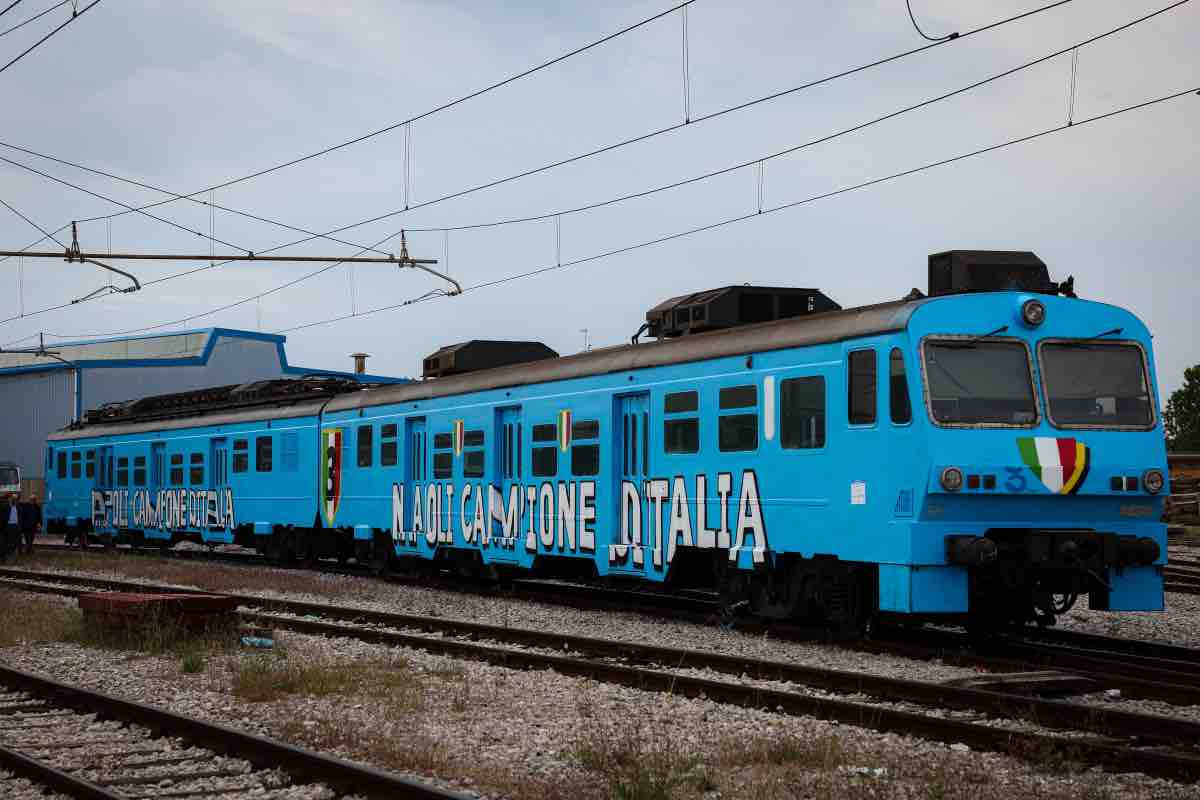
1, 496, 17, 560
19, 496, 40, 554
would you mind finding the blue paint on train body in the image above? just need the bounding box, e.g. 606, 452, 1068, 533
43, 288, 1167, 619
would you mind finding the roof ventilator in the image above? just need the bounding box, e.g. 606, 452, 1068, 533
635, 285, 841, 342
422, 340, 559, 379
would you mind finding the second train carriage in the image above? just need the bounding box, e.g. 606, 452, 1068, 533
44, 251, 1168, 628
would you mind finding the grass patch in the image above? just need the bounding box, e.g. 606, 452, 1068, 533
572, 722, 708, 800
230, 650, 420, 704
0, 590, 82, 646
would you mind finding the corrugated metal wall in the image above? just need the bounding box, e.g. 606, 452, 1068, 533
0, 337, 286, 482
0, 369, 74, 479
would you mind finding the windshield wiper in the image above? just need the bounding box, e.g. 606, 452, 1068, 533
943, 324, 1009, 348
1093, 327, 1123, 339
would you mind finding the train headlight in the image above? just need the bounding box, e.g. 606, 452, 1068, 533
940, 467, 965, 492
1143, 469, 1165, 494
1020, 298, 1046, 327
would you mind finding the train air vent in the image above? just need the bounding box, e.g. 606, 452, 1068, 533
927, 250, 1071, 297
422, 340, 559, 379
644, 286, 840, 339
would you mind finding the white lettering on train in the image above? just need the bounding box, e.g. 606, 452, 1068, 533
388, 469, 765, 567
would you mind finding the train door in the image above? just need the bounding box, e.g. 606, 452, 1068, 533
611, 393, 650, 577
401, 417, 427, 552
209, 437, 230, 540
492, 406, 522, 563
147, 442, 166, 541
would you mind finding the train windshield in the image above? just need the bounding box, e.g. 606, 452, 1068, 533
1040, 342, 1152, 427
923, 340, 1037, 425
0, 466, 17, 486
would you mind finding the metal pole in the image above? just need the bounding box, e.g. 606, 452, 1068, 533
0, 250, 439, 265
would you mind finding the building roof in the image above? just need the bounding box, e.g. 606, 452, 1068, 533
0, 327, 407, 383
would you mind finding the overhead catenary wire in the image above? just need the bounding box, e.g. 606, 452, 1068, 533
0, 195, 65, 246
0, 0, 68, 38
0, 141, 405, 260
273, 86, 1199, 336
0, 154, 257, 253
905, 0, 958, 42
0, 0, 26, 18
0, 0, 1171, 336
53, 0, 1080, 264
10, 85, 1197, 346
0, 0, 100, 76
0, 0, 1081, 305
70, 0, 698, 230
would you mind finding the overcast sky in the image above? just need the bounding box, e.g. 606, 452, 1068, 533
0, 0, 1196, 396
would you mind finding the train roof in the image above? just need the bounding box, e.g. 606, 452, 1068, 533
50, 296, 922, 441
324, 296, 926, 414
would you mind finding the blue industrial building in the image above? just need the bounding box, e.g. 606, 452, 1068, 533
0, 328, 401, 495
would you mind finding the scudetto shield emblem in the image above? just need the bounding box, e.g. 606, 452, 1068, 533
1017, 436, 1090, 494
321, 428, 343, 526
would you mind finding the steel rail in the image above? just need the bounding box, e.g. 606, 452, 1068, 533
0, 663, 472, 800
5, 573, 1200, 775
13, 550, 1200, 697
0, 741, 123, 800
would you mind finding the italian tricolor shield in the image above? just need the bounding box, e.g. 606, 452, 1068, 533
558, 409, 572, 451
1017, 437, 1090, 494
321, 428, 343, 526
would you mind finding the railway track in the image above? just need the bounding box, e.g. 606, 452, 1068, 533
4, 569, 1200, 782
0, 663, 469, 800
17, 545, 1200, 700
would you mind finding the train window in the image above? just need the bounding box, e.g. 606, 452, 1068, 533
532, 446, 557, 477
464, 429, 484, 447
357, 425, 374, 468
71, 451, 81, 479
572, 420, 600, 440
381, 424, 398, 467
664, 419, 699, 454
133, 456, 146, 486
719, 414, 758, 452
232, 439, 248, 474
433, 433, 452, 450
282, 432, 299, 473
924, 340, 1036, 426
85, 450, 95, 479
57, 452, 66, 479
719, 385, 757, 409
889, 349, 912, 425
571, 444, 600, 476
433, 451, 452, 479
116, 457, 129, 487
1040, 342, 1152, 428
256, 436, 273, 472
848, 350, 877, 425
464, 449, 485, 478
190, 452, 204, 485
532, 424, 557, 442
664, 391, 698, 413
170, 454, 184, 485
781, 376, 826, 449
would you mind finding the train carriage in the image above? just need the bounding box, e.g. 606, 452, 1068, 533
44, 250, 1167, 630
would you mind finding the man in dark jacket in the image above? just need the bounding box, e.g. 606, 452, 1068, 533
0, 495, 16, 561
19, 496, 40, 554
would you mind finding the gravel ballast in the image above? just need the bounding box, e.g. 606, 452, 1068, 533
0, 583, 1197, 799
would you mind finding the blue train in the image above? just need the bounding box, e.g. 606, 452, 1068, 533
44, 250, 1167, 630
